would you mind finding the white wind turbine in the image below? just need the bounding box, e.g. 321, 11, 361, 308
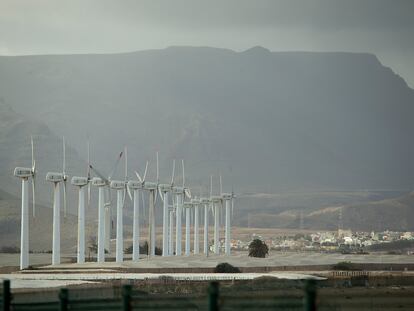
210, 175, 223, 255
183, 201, 193, 256
158, 159, 176, 257
13, 136, 36, 269
89, 150, 124, 262
128, 159, 148, 262
171, 160, 191, 256
70, 142, 93, 264
135, 153, 158, 257
45, 137, 69, 265
191, 197, 201, 255
71, 176, 88, 263
110, 146, 132, 263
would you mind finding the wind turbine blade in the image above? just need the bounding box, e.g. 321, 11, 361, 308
63, 180, 67, 218
62, 136, 66, 175
154, 189, 158, 206
156, 152, 159, 183
135, 171, 143, 183
231, 197, 234, 217
127, 184, 133, 201
87, 183, 91, 208
108, 151, 123, 180
219, 175, 222, 196
185, 188, 192, 199
124, 146, 128, 181
210, 175, 213, 197
182, 159, 185, 187
158, 187, 164, 203
171, 159, 175, 185
143, 161, 149, 181
32, 177, 36, 218
87, 140, 91, 178
31, 135, 34, 170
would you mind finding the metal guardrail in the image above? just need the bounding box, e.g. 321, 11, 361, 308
1, 279, 317, 311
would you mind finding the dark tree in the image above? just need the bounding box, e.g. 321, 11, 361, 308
248, 239, 269, 258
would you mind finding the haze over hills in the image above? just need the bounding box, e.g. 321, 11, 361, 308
0, 46, 413, 232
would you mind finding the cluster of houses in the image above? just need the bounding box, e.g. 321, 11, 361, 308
228, 230, 414, 253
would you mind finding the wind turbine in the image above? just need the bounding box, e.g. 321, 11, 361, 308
200, 197, 210, 256
71, 176, 88, 263
158, 159, 176, 256
13, 136, 36, 269
210, 175, 223, 255
71, 142, 94, 264
109, 146, 133, 263
45, 137, 68, 265
172, 159, 191, 256
192, 197, 201, 254
135, 152, 159, 257
133, 160, 149, 259
89, 150, 124, 262
183, 201, 193, 256
128, 160, 147, 262
110, 179, 125, 263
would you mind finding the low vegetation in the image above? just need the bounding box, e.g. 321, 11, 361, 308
214, 263, 241, 273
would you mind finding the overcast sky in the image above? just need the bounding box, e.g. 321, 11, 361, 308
1, 0, 413, 87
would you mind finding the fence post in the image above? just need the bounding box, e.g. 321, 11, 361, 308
2, 280, 11, 311
59, 288, 68, 311
122, 284, 132, 311
208, 281, 219, 311
304, 279, 316, 311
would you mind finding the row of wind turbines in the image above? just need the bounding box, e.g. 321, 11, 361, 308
14, 137, 235, 269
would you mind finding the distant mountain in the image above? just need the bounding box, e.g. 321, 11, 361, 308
0, 47, 413, 194
0, 101, 88, 213
244, 191, 414, 231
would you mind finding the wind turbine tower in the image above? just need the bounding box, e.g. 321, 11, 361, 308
45, 137, 68, 265
211, 195, 222, 254
221, 192, 233, 256
158, 159, 175, 256
200, 197, 210, 255
110, 180, 126, 263
184, 201, 193, 256
192, 198, 201, 254
13, 136, 36, 269
91, 177, 106, 262
71, 176, 88, 263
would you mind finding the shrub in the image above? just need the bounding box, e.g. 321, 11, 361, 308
214, 262, 241, 273
248, 239, 269, 258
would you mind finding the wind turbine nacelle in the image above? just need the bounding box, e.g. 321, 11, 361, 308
222, 193, 232, 200
110, 180, 125, 189
71, 176, 88, 186
159, 183, 171, 192
200, 198, 210, 204
144, 182, 157, 190
128, 181, 142, 189
183, 202, 193, 209
92, 177, 106, 187
172, 186, 184, 194
46, 172, 64, 182
14, 167, 32, 178
211, 195, 222, 203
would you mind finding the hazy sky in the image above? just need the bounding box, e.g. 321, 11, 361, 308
1, 0, 414, 87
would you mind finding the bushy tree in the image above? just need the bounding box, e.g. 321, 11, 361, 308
248, 239, 269, 258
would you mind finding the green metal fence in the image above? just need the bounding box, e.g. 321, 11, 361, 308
1, 279, 316, 311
